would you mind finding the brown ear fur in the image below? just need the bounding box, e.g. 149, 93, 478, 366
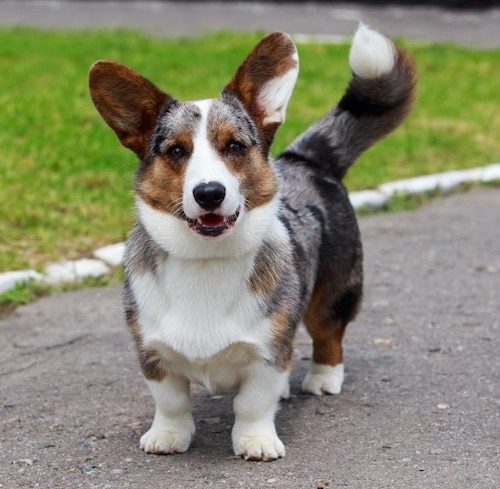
224, 32, 298, 150
89, 61, 172, 158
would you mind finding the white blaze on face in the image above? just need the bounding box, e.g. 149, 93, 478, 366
182, 99, 242, 218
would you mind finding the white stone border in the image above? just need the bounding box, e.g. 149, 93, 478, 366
1, 163, 499, 294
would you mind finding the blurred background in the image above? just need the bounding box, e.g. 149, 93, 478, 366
0, 0, 499, 296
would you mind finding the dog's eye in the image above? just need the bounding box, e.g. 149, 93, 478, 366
166, 144, 186, 160
227, 140, 246, 156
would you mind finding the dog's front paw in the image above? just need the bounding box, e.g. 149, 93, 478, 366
233, 434, 286, 461
301, 363, 344, 395
139, 427, 192, 454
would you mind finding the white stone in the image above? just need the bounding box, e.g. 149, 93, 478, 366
349, 190, 388, 209
93, 242, 126, 266
434, 172, 464, 192
453, 167, 485, 180
0, 270, 44, 294
44, 259, 110, 284
378, 166, 499, 197
481, 163, 500, 182
378, 174, 441, 196
434, 169, 481, 192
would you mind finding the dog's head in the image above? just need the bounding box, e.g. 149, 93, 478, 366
89, 33, 298, 258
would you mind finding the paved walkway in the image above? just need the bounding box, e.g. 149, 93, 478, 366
1, 188, 498, 488
1, 1, 500, 47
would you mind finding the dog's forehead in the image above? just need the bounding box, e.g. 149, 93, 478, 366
157, 101, 201, 133
206, 97, 258, 141
207, 96, 247, 122
156, 96, 257, 142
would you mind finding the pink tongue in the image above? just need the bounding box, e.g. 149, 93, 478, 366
200, 213, 225, 227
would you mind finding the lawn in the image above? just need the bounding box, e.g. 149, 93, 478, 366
0, 28, 499, 272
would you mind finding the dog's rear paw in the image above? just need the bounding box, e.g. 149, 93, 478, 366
234, 435, 286, 461
280, 381, 290, 400
140, 428, 192, 454
301, 363, 344, 395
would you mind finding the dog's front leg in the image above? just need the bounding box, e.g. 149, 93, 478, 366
232, 362, 288, 461
140, 373, 195, 454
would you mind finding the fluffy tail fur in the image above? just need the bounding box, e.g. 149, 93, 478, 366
279, 25, 417, 180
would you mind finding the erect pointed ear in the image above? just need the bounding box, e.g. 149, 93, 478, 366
89, 61, 173, 158
224, 32, 299, 151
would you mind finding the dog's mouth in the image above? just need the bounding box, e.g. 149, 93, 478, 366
186, 209, 240, 237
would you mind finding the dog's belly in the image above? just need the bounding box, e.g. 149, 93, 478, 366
154, 341, 260, 393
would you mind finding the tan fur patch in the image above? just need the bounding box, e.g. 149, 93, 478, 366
127, 315, 167, 381
140, 348, 168, 381
239, 147, 277, 211
249, 241, 295, 369
303, 291, 343, 366
158, 129, 194, 157
270, 309, 294, 370
303, 281, 361, 367
137, 155, 187, 216
249, 241, 284, 298
207, 121, 238, 151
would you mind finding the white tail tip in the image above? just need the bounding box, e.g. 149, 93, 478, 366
349, 24, 395, 79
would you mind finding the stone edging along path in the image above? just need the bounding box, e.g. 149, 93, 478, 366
1, 163, 499, 294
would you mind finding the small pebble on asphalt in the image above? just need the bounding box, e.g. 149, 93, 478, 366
374, 337, 393, 347
437, 403, 450, 410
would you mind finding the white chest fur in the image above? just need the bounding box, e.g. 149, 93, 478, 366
130, 252, 273, 388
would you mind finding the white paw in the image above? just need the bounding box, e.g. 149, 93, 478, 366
139, 427, 192, 454
301, 363, 344, 396
280, 381, 290, 400
233, 435, 286, 461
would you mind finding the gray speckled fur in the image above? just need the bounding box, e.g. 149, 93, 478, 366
277, 163, 324, 300
272, 157, 363, 345
124, 220, 166, 277
123, 220, 166, 323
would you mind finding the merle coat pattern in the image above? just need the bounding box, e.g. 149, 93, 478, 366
89, 25, 416, 461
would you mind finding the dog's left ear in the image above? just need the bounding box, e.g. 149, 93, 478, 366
224, 32, 299, 151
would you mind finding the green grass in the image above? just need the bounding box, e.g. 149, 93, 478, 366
0, 27, 499, 272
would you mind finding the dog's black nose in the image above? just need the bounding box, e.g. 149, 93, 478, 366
193, 181, 226, 211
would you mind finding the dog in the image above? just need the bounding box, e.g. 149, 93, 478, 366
89, 24, 416, 461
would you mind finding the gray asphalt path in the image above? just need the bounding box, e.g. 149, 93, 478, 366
1, 1, 500, 47
1, 188, 499, 488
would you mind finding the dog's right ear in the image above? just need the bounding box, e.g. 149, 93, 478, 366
89, 61, 173, 158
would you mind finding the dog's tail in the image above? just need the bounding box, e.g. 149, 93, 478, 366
279, 24, 417, 180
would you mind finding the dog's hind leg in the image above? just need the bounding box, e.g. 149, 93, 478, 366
302, 280, 362, 395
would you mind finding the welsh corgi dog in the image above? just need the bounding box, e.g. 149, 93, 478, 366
89, 25, 416, 461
